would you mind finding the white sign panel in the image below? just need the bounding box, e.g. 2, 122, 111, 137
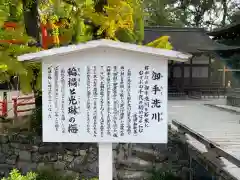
43, 58, 167, 143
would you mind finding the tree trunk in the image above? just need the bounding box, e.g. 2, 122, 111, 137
31, 69, 42, 135
22, 0, 40, 42
9, 0, 18, 22
33, 92, 42, 135
221, 0, 227, 26
92, 0, 107, 39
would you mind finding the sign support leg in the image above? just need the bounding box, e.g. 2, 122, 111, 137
99, 143, 113, 180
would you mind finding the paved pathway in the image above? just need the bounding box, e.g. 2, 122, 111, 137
168, 99, 238, 125
206, 104, 240, 114
168, 99, 240, 179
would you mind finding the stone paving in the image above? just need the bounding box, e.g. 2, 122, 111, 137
206, 104, 240, 114
168, 98, 239, 125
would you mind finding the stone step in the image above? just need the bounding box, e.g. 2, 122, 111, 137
117, 157, 152, 171
228, 95, 240, 98
131, 146, 157, 161
201, 95, 226, 99
117, 170, 151, 180
0, 164, 15, 177
131, 146, 167, 162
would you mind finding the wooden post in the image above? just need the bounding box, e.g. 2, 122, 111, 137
208, 56, 212, 85
181, 62, 184, 92
218, 67, 240, 87
222, 66, 226, 87
99, 143, 112, 180
2, 92, 7, 117
169, 61, 174, 88
41, 24, 48, 49
190, 58, 193, 87
12, 98, 18, 118
189, 156, 193, 180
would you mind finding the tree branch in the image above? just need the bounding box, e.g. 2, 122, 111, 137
62, 0, 76, 6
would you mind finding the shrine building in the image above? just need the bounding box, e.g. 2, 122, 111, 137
144, 26, 234, 96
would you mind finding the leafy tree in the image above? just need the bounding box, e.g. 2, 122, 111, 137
143, 0, 184, 27
210, 11, 240, 86
173, 0, 240, 29
0, 0, 173, 92
0, 0, 172, 132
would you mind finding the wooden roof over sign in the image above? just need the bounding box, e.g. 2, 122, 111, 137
18, 39, 191, 62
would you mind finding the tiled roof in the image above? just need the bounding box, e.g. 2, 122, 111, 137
144, 26, 240, 53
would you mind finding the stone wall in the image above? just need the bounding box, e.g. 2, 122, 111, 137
0, 132, 190, 180
226, 88, 240, 107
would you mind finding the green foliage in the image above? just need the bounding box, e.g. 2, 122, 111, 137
38, 0, 170, 46
0, 1, 8, 26
3, 169, 99, 180
35, 169, 78, 180
0, 26, 40, 92
1, 169, 37, 180
0, 0, 41, 92
146, 35, 172, 49
0, 0, 173, 95
143, 0, 184, 27
115, 28, 136, 43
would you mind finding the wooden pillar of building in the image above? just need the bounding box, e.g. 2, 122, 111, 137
181, 62, 184, 92
208, 56, 212, 85
169, 61, 174, 87
222, 65, 226, 87
190, 58, 193, 87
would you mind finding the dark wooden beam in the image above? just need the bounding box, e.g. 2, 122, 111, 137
208, 56, 212, 85
190, 57, 193, 86
169, 61, 174, 87
181, 62, 184, 92
171, 64, 209, 67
